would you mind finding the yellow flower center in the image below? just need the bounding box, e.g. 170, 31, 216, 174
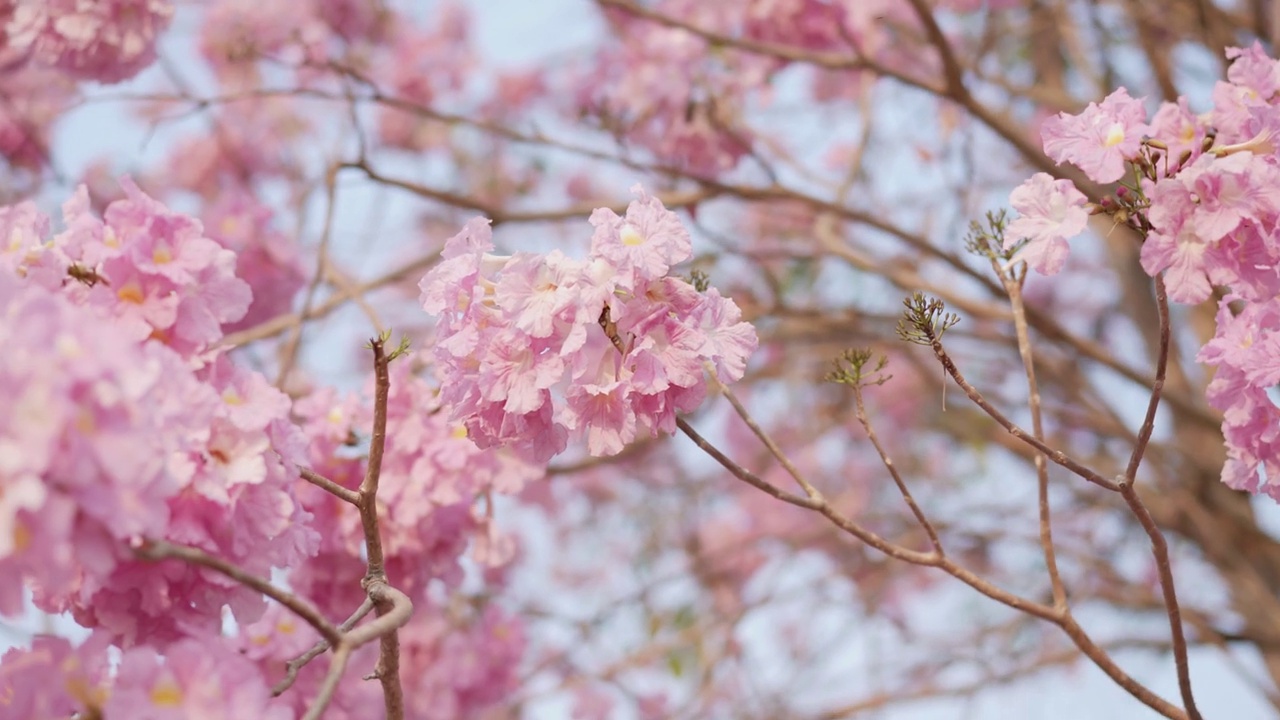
1104, 123, 1126, 148
620, 224, 645, 247
117, 281, 145, 304
12, 520, 30, 553
150, 679, 183, 707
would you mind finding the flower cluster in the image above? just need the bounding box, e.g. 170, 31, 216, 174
0, 181, 317, 647
576, 9, 762, 176
289, 359, 542, 614
420, 186, 757, 463
203, 192, 308, 332
0, 272, 214, 616
4, 179, 251, 356
233, 598, 526, 720
5, 0, 173, 83
1007, 43, 1280, 497
0, 633, 291, 720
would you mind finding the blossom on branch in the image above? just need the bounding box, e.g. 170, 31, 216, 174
421, 186, 758, 463
1004, 172, 1089, 275
1041, 88, 1150, 183
6, 0, 173, 83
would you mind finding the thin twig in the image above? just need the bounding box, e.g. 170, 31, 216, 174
998, 263, 1067, 609
278, 161, 344, 389
1124, 275, 1171, 483
134, 539, 341, 646
345, 582, 414, 649
675, 418, 1058, 621
924, 336, 1120, 492
705, 368, 824, 501
674, 417, 822, 511
300, 466, 361, 505
359, 336, 392, 578
903, 0, 969, 97
358, 580, 412, 720
1055, 613, 1190, 720
850, 382, 944, 556
1117, 272, 1200, 719
300, 644, 352, 720
357, 337, 406, 720
272, 599, 375, 696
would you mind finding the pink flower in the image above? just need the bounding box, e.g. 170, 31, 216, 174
1041, 88, 1151, 183
419, 216, 495, 319
204, 193, 308, 332
493, 251, 581, 339
421, 188, 757, 462
589, 185, 693, 289
6, 0, 173, 83
1147, 99, 1207, 170
1004, 172, 1089, 275
1142, 152, 1280, 303
0, 635, 111, 719
1198, 297, 1280, 499
397, 601, 527, 719
105, 636, 293, 719
1226, 43, 1280, 101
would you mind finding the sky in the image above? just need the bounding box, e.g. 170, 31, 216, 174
4, 2, 1279, 718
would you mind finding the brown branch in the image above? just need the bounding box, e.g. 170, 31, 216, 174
277, 161, 343, 389
300, 644, 352, 720
1058, 611, 1188, 719
357, 580, 412, 719
674, 417, 823, 511
1124, 274, 1170, 484
300, 466, 361, 505
1113, 271, 1200, 719
903, 0, 969, 98
997, 262, 1067, 610
850, 381, 944, 556
134, 539, 341, 646
359, 335, 392, 579
345, 581, 414, 649
355, 336, 406, 720
925, 335, 1120, 492
705, 369, 824, 502
675, 416, 1059, 621
272, 599, 375, 697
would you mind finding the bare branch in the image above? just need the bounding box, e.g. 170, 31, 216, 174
134, 539, 341, 646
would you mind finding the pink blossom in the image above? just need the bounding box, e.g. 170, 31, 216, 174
493, 250, 581, 339
0, 184, 317, 642
575, 13, 760, 175
0, 275, 213, 603
0, 63, 76, 169
6, 0, 173, 83
1197, 297, 1280, 499
421, 188, 757, 462
1187, 154, 1280, 240
0, 635, 111, 719
204, 193, 308, 332
589, 185, 693, 290
3, 178, 251, 355
105, 636, 293, 719
291, 360, 542, 610
1004, 172, 1089, 275
398, 602, 527, 719
1147, 99, 1207, 170
1226, 43, 1280, 101
1142, 152, 1280, 303
1041, 88, 1151, 183
0, 199, 53, 281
